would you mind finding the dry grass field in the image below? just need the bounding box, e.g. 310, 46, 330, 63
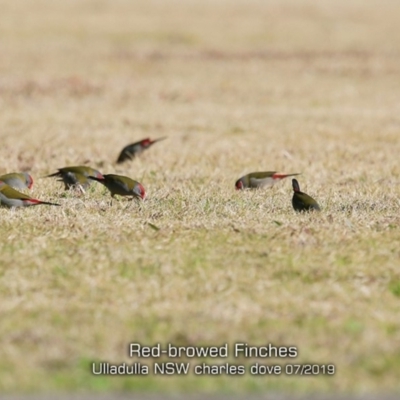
1, 0, 400, 395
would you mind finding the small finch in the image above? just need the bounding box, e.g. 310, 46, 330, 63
46, 166, 104, 191
116, 137, 166, 163
235, 171, 300, 190
0, 181, 60, 208
89, 174, 146, 200
0, 172, 33, 190
291, 179, 321, 212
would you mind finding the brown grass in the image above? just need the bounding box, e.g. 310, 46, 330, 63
1, 0, 400, 394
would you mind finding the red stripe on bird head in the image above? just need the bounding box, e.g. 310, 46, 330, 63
140, 138, 152, 147
235, 179, 244, 190
138, 183, 146, 200
28, 175, 34, 189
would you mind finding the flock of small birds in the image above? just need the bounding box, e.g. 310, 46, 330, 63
0, 137, 320, 212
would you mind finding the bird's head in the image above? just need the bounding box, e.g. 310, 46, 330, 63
25, 173, 34, 189
235, 179, 244, 190
134, 183, 146, 200
141, 137, 166, 148
140, 138, 152, 148
292, 179, 301, 192
95, 170, 104, 179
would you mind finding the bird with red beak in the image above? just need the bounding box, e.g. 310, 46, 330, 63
0, 172, 33, 190
235, 171, 300, 190
116, 137, 166, 163
89, 174, 146, 201
0, 181, 60, 208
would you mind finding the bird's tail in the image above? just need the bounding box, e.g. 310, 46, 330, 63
28, 199, 61, 206
88, 176, 105, 183
117, 154, 132, 164
273, 172, 301, 180
44, 171, 61, 178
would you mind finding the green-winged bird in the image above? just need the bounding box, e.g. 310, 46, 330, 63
0, 172, 33, 190
116, 137, 166, 163
89, 174, 146, 200
0, 181, 60, 208
291, 179, 321, 212
235, 171, 300, 190
46, 166, 104, 191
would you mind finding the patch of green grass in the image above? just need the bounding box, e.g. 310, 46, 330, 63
389, 281, 400, 297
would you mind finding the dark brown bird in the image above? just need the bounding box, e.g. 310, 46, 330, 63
117, 137, 166, 163
292, 179, 321, 212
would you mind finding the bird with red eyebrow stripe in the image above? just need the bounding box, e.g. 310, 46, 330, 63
235, 171, 300, 190
89, 174, 146, 201
0, 172, 33, 190
0, 181, 60, 208
116, 137, 166, 163
45, 166, 104, 192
